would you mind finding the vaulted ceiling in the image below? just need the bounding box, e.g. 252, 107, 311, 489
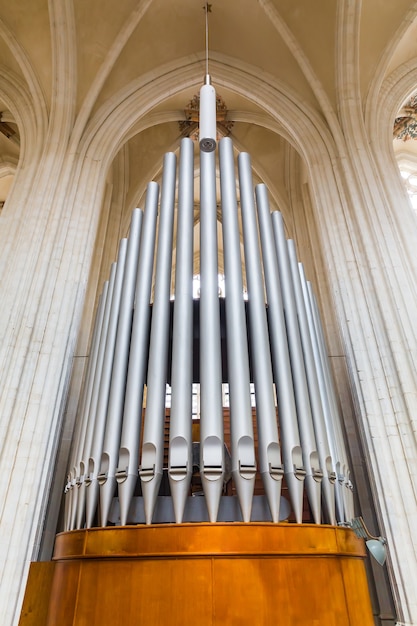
1, 0, 417, 216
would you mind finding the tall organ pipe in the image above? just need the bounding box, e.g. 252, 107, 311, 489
66, 289, 107, 530
297, 266, 339, 524
98, 209, 143, 526
287, 242, 335, 526
271, 211, 322, 524
219, 137, 256, 522
238, 153, 283, 523
66, 291, 103, 530
140, 152, 177, 525
116, 182, 159, 526
254, 185, 304, 523
199, 149, 225, 523
199, 76, 217, 153
85, 239, 128, 528
169, 139, 194, 523
76, 264, 117, 529
307, 284, 353, 521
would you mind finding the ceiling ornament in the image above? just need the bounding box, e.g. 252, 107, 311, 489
394, 94, 417, 141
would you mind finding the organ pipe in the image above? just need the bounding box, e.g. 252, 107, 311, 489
139, 152, 176, 525
307, 283, 354, 522
85, 239, 128, 528
66, 288, 107, 531
297, 263, 337, 524
254, 185, 305, 524
238, 153, 283, 523
116, 182, 159, 526
220, 137, 256, 522
271, 211, 322, 524
76, 264, 117, 529
169, 139, 194, 523
98, 209, 143, 526
199, 76, 217, 153
287, 242, 336, 526
199, 147, 225, 523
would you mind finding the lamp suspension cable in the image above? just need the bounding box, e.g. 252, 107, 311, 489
204, 2, 211, 81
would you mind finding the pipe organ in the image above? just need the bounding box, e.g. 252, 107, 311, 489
20, 77, 374, 626
64, 119, 353, 533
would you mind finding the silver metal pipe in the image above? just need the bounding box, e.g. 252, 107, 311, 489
238, 154, 283, 523
66, 289, 106, 530
199, 81, 217, 153
219, 137, 256, 522
297, 265, 337, 524
307, 285, 345, 520
199, 148, 224, 522
169, 139, 194, 523
287, 242, 334, 525
85, 238, 128, 528
140, 152, 176, 525
271, 211, 322, 524
307, 284, 353, 521
116, 182, 159, 526
254, 184, 304, 523
76, 265, 117, 529
65, 291, 101, 530
70, 291, 105, 528
98, 209, 143, 526
308, 285, 348, 520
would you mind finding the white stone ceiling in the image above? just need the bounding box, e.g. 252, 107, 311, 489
1, 0, 417, 211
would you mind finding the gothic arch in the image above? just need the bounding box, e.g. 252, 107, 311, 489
0, 15, 47, 140
365, 1, 417, 129
78, 53, 339, 178
0, 65, 41, 165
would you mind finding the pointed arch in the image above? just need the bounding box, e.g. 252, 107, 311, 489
78, 53, 340, 184
0, 65, 41, 165
0, 15, 47, 140
365, 1, 417, 129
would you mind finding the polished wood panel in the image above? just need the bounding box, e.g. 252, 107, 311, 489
18, 562, 55, 626
54, 522, 366, 559
44, 524, 375, 625
214, 557, 351, 626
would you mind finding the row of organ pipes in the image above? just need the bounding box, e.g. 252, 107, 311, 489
64, 77, 354, 531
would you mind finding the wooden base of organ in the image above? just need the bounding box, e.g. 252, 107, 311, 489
20, 523, 374, 625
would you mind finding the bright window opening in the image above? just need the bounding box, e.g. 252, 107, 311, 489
399, 166, 417, 214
